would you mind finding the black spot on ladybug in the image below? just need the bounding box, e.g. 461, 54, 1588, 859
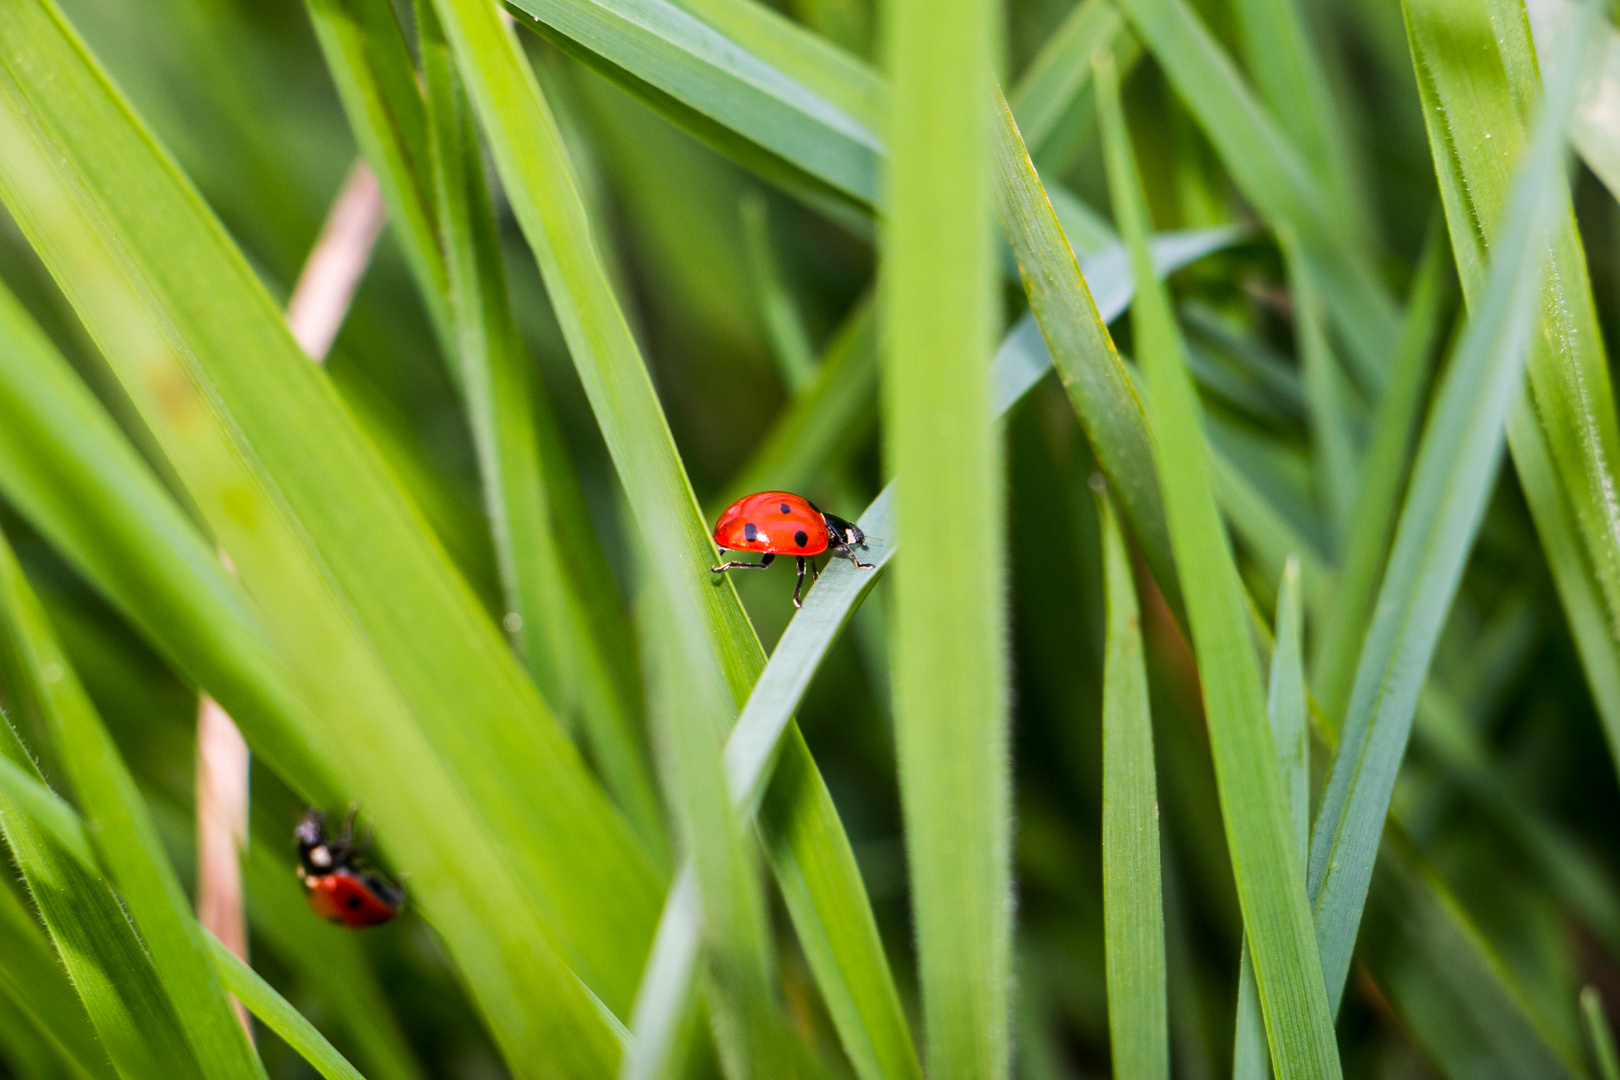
347, 895, 361, 909
744, 522, 759, 542
780, 503, 791, 514
794, 530, 808, 548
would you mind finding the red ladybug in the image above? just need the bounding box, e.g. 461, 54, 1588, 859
295, 809, 404, 929
711, 491, 873, 607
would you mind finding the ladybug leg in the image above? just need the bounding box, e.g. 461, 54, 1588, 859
809, 558, 821, 584
711, 552, 775, 572
848, 548, 874, 570
793, 556, 808, 608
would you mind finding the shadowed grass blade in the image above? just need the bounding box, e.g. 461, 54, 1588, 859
0, 527, 263, 1080
1096, 50, 1342, 1080
1303, 0, 1598, 1015
1094, 481, 1168, 1080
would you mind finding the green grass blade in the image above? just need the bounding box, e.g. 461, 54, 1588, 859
740, 192, 818, 394
503, 0, 881, 210
0, 1, 659, 1067
207, 938, 368, 1080
1096, 51, 1342, 1080
1409, 0, 1620, 780
1007, 0, 1140, 172
1283, 241, 1359, 550
1304, 0, 1596, 1015
1528, 0, 1620, 205
0, 527, 264, 1080
886, 1, 1008, 1079
1312, 223, 1450, 721
0, 869, 114, 1080
1584, 987, 1620, 1080
1094, 482, 1169, 1080
1111, 0, 1398, 388
422, 6, 917, 1080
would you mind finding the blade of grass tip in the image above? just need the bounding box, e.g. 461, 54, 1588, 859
1311, 221, 1450, 723
1095, 50, 1342, 1080
1111, 0, 1397, 389
206, 937, 368, 1080
1094, 479, 1169, 1080
887, 2, 1009, 1080
993, 88, 1177, 616
0, 746, 199, 1080
1411, 0, 1620, 782
416, 0, 663, 849
1306, 0, 1597, 1013
0, 528, 264, 1079
1234, 557, 1307, 1080
1584, 987, 1620, 1080
740, 191, 818, 394
0, 867, 114, 1080
424, 7, 919, 1080
1007, 0, 1141, 173
1282, 236, 1359, 552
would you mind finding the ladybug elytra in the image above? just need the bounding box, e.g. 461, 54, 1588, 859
295, 809, 404, 929
711, 491, 874, 607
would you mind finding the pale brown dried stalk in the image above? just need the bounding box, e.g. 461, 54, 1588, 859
195, 160, 386, 1033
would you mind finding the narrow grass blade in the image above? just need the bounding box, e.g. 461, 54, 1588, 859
0, 528, 264, 1079
886, 2, 1008, 1079
0, 2, 658, 1067
1094, 481, 1169, 1080
740, 192, 818, 393
1096, 51, 1342, 1080
1007, 0, 1141, 172
421, 5, 918, 1080
0, 872, 114, 1080
207, 937, 368, 1080
1234, 559, 1308, 1080
620, 870, 703, 1080
1112, 0, 1397, 387
1283, 240, 1358, 550
1584, 987, 1620, 1080
1409, 0, 1620, 780
1312, 223, 1450, 722
1305, 0, 1596, 1014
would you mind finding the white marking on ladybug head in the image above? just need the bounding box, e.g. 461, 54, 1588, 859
309, 845, 333, 869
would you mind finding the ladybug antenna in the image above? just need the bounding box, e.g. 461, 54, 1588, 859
340, 803, 360, 844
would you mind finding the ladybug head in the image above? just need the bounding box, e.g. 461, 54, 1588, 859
823, 513, 865, 552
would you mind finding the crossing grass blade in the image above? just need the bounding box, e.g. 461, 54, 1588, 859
1110, 0, 1398, 388
1312, 223, 1450, 721
1408, 0, 1620, 780
0, 2, 663, 1070
1096, 50, 1343, 1080
1094, 482, 1169, 1080
207, 939, 369, 1080
420, 4, 918, 1080
0, 869, 115, 1080
0, 525, 264, 1080
1584, 987, 1620, 1080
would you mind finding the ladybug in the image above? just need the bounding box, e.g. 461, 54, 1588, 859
711, 491, 873, 607
294, 809, 404, 929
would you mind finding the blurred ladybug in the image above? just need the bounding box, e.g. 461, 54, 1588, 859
711, 491, 873, 607
295, 809, 404, 929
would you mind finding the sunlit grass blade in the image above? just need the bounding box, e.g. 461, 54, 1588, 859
422, 4, 917, 1079
1584, 987, 1620, 1080
1311, 223, 1450, 721
1304, 0, 1595, 1016
1094, 481, 1169, 1080
1007, 0, 1140, 172
0, 526, 263, 1079
207, 938, 368, 1080
1409, 0, 1620, 780
0, 870, 114, 1080
1234, 558, 1307, 1080
1528, 0, 1620, 204
886, 5, 1009, 1080
1096, 50, 1342, 1079
0, 2, 658, 1067
1111, 0, 1397, 387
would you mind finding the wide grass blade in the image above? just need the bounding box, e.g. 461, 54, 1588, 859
1094, 482, 1169, 1080
0, 526, 263, 1080
1096, 51, 1342, 1080
1408, 0, 1620, 780
420, 4, 918, 1080
0, 2, 659, 1069
1304, 0, 1596, 1015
